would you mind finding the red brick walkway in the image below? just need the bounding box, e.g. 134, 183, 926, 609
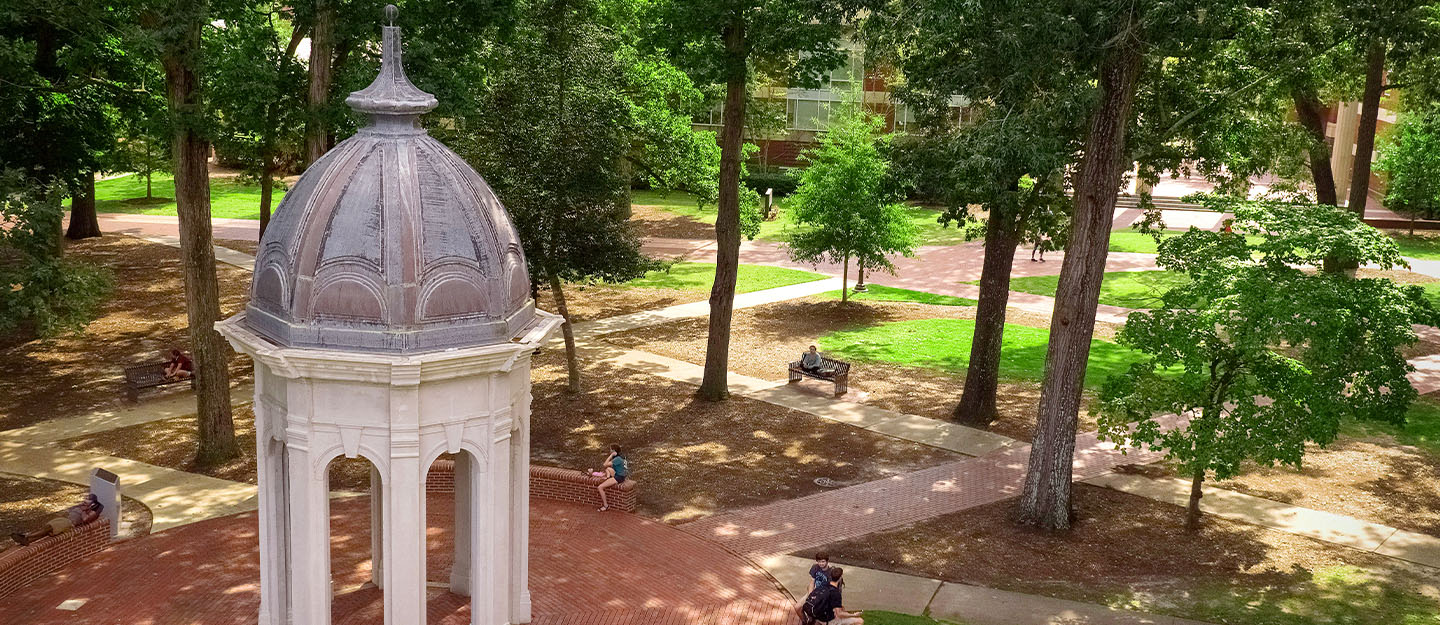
0, 497, 792, 625
681, 423, 1175, 558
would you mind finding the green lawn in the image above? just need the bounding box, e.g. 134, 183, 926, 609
623, 262, 826, 293
1000, 270, 1189, 309
865, 611, 964, 625
819, 318, 1146, 387
1342, 398, 1440, 458
634, 189, 968, 246
89, 173, 281, 220
1388, 232, 1440, 261
1108, 229, 1189, 254
1147, 564, 1440, 625
819, 285, 976, 306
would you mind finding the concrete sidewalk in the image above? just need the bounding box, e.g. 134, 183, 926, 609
763, 555, 1217, 625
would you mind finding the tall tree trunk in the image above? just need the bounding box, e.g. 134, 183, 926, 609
146, 170, 153, 199
1291, 87, 1337, 206
841, 253, 850, 303
697, 20, 747, 402
1347, 40, 1386, 214
955, 210, 1022, 427
65, 174, 101, 240
546, 268, 582, 394
259, 165, 274, 238
305, 0, 336, 166
1017, 41, 1143, 531
161, 2, 238, 466
1186, 466, 1205, 532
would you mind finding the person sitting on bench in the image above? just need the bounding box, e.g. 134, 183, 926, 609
801, 345, 826, 373
164, 348, 194, 381
11, 494, 103, 546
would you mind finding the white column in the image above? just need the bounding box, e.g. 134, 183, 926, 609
470, 432, 503, 625
450, 453, 472, 596
384, 378, 426, 625
256, 433, 287, 625
510, 385, 533, 624
1332, 101, 1360, 205
370, 465, 384, 589
286, 442, 331, 625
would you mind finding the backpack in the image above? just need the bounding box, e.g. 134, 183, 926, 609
798, 584, 834, 624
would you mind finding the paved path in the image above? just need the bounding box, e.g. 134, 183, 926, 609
0, 496, 793, 625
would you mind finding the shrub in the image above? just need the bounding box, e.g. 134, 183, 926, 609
0, 171, 113, 339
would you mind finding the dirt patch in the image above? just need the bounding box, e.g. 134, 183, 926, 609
808, 484, 1440, 624
601, 297, 1109, 441
57, 404, 374, 492
629, 203, 713, 239
529, 351, 961, 523
0, 474, 152, 556
1117, 433, 1440, 538
535, 282, 707, 323
0, 235, 254, 430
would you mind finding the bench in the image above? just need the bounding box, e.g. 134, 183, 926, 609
788, 355, 851, 395
123, 363, 193, 402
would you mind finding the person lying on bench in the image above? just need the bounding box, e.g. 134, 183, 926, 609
801, 345, 826, 373
11, 494, 103, 546
164, 348, 194, 381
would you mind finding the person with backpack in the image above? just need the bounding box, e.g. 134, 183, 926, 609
798, 566, 863, 625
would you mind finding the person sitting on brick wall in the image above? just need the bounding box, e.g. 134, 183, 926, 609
590, 445, 629, 512
10, 494, 103, 546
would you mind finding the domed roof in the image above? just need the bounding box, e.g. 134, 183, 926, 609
244, 9, 534, 354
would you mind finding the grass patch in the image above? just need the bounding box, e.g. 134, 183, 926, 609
623, 262, 826, 293
1000, 270, 1189, 309
89, 173, 282, 220
1387, 231, 1440, 260
865, 611, 965, 625
1171, 564, 1440, 625
820, 285, 976, 306
819, 318, 1145, 387
1342, 398, 1440, 458
1109, 228, 1266, 254
635, 191, 968, 246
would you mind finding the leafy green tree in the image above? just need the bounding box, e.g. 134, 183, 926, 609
144, 0, 239, 465
645, 0, 866, 401
449, 0, 670, 393
0, 171, 112, 338
1377, 107, 1440, 232
207, 0, 308, 236
111, 106, 173, 201
786, 99, 915, 301
1100, 199, 1436, 531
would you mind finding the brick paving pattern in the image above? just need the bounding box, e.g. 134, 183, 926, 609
682, 424, 1174, 559
0, 496, 791, 625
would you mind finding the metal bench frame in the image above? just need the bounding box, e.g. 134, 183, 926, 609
788, 355, 850, 395
123, 362, 193, 402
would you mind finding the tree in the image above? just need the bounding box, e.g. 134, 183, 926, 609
1377, 107, 1440, 233
451, 0, 681, 393
207, 0, 308, 236
149, 0, 239, 465
0, 171, 112, 338
786, 98, 916, 300
646, 0, 865, 401
1099, 199, 1436, 530
112, 106, 172, 201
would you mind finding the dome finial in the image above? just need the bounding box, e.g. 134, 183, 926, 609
344, 4, 438, 119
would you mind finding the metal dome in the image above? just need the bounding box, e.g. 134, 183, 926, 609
244, 10, 534, 354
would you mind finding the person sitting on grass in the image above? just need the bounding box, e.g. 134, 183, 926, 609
164, 348, 194, 381
799, 566, 862, 625
591, 445, 629, 512
10, 494, 103, 546
800, 345, 826, 373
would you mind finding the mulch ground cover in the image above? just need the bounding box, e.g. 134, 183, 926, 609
601, 297, 1116, 442
0, 474, 152, 555
217, 238, 258, 257
807, 484, 1440, 625
528, 351, 961, 523
0, 235, 254, 430
629, 203, 714, 239
535, 282, 707, 323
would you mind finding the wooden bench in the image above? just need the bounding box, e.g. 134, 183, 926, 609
788, 355, 850, 395
123, 363, 193, 402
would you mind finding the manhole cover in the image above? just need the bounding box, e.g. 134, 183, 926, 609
813, 477, 842, 488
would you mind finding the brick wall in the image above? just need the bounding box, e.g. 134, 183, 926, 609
427, 461, 637, 513
0, 519, 111, 599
